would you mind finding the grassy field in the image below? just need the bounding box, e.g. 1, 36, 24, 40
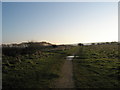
2, 42, 119, 88
2, 45, 73, 88
73, 43, 120, 88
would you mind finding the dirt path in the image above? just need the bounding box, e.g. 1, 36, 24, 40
54, 59, 75, 88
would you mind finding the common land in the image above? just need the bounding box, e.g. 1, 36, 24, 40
2, 42, 120, 88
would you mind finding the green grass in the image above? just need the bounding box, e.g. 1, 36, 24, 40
2, 49, 68, 88
3, 43, 119, 88
73, 44, 119, 88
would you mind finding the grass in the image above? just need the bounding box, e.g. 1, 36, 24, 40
73, 44, 119, 88
2, 42, 119, 88
2, 47, 69, 88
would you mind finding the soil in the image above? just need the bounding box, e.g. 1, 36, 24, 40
54, 59, 75, 88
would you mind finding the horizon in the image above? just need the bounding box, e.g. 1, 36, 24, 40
1, 40, 118, 46
2, 2, 118, 44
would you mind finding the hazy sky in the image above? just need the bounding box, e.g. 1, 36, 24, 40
2, 0, 119, 2
0, 2, 2, 44
2, 2, 118, 44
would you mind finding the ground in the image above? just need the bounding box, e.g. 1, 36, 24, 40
54, 59, 75, 88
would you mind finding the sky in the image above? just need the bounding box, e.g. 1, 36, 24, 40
2, 0, 119, 2
2, 2, 118, 44
0, 1, 2, 44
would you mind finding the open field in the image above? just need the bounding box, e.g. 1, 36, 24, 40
2, 42, 120, 88
2, 44, 74, 88
2, 2, 118, 89
73, 43, 120, 88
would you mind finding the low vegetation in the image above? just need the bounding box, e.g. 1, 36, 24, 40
73, 43, 120, 88
2, 41, 119, 88
2, 42, 74, 88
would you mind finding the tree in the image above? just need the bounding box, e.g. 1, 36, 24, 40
91, 43, 95, 45
78, 43, 84, 46
52, 45, 57, 48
